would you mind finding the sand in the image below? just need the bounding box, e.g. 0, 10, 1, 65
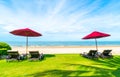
10, 46, 120, 55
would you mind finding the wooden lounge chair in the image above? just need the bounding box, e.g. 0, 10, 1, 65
6, 51, 21, 62
100, 50, 113, 58
29, 51, 44, 61
81, 50, 98, 59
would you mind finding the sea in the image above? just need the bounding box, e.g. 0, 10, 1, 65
5, 41, 120, 46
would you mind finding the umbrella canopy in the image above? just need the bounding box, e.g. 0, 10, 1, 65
10, 28, 42, 54
10, 28, 41, 37
82, 31, 110, 50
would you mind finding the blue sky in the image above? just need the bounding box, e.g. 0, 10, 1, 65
0, 0, 120, 41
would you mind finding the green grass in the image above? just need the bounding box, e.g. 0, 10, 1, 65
0, 54, 120, 77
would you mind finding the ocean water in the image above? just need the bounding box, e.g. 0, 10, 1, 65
6, 41, 120, 46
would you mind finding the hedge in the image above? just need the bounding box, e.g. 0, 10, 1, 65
0, 42, 11, 58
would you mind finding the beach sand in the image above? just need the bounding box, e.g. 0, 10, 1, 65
11, 46, 120, 55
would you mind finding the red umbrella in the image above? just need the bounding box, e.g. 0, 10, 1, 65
10, 28, 42, 54
82, 31, 110, 50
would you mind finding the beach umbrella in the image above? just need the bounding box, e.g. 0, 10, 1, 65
82, 31, 110, 50
10, 28, 42, 54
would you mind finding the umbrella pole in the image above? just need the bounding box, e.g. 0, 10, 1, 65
26, 36, 28, 55
95, 38, 98, 50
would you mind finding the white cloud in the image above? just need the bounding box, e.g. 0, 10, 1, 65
0, 0, 120, 41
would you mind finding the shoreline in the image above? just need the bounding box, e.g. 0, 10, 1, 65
11, 45, 120, 55
11, 45, 120, 47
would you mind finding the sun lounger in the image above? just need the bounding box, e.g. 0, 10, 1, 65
29, 51, 44, 61
81, 50, 98, 59
100, 50, 113, 58
6, 51, 21, 62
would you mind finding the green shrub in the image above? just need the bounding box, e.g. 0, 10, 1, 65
0, 42, 11, 50
0, 42, 11, 57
